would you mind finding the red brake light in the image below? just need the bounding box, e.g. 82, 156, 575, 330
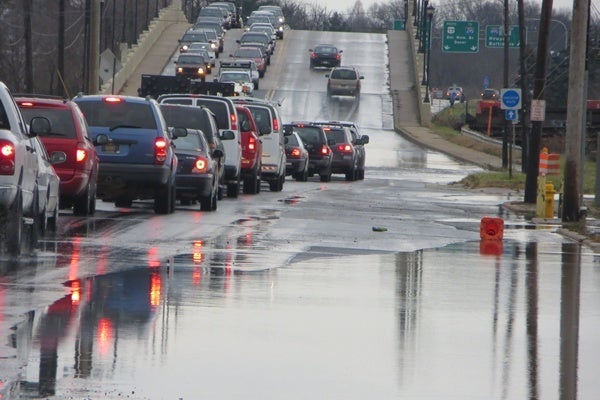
76, 147, 87, 162
248, 136, 256, 151
0, 140, 16, 175
103, 96, 122, 103
320, 144, 331, 156
336, 54, 341, 60
19, 101, 34, 107
337, 144, 353, 154
310, 52, 316, 59
192, 157, 209, 173
289, 148, 301, 158
272, 118, 279, 132
230, 113, 238, 130
154, 138, 168, 164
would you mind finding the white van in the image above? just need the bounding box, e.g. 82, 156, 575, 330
157, 94, 242, 198
231, 98, 286, 192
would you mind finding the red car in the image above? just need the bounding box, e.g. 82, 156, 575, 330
16, 95, 100, 216
235, 105, 262, 194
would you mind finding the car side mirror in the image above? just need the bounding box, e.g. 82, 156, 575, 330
220, 130, 236, 140
29, 116, 51, 137
361, 135, 369, 144
325, 74, 330, 78
171, 127, 188, 138
212, 149, 224, 158
94, 133, 109, 146
359, 76, 364, 80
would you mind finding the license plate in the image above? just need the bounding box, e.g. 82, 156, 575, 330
103, 143, 119, 153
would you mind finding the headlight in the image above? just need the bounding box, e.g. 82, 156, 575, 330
197, 68, 204, 75
182, 45, 189, 51
279, 17, 284, 23
279, 26, 283, 32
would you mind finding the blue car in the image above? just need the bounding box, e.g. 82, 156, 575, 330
74, 95, 178, 214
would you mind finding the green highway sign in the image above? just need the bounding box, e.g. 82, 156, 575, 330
485, 25, 522, 48
442, 21, 479, 53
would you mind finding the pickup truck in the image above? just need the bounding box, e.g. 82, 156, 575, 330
0, 81, 54, 255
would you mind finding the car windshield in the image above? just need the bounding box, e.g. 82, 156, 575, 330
189, 43, 212, 51
175, 131, 208, 152
241, 34, 268, 44
77, 101, 156, 130
182, 32, 208, 42
331, 69, 357, 79
220, 72, 250, 83
178, 55, 206, 64
236, 48, 261, 58
316, 46, 337, 53
19, 108, 77, 138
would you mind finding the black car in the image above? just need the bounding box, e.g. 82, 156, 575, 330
318, 124, 363, 181
309, 44, 342, 69
284, 122, 332, 182
174, 53, 208, 81
171, 128, 222, 211
313, 120, 369, 180
284, 131, 309, 181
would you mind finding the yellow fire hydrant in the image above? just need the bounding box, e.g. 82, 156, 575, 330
545, 182, 555, 218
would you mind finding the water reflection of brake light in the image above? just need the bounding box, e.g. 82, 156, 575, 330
150, 271, 161, 308
71, 280, 81, 305
97, 318, 113, 356
148, 247, 161, 268
193, 240, 205, 265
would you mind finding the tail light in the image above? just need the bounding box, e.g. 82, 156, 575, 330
0, 139, 16, 175
230, 112, 238, 131
289, 147, 302, 158
192, 157, 209, 173
320, 144, 331, 156
247, 136, 257, 152
310, 52, 316, 59
337, 144, 354, 154
154, 137, 168, 164
76, 144, 87, 162
335, 53, 341, 61
272, 117, 279, 132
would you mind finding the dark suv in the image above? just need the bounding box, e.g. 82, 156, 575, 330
284, 122, 332, 182
317, 124, 364, 181
73, 95, 178, 214
16, 95, 101, 216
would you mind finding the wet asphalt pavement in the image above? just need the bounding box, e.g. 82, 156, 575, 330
1, 24, 599, 400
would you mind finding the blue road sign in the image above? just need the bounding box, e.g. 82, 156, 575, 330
501, 88, 522, 109
505, 109, 518, 121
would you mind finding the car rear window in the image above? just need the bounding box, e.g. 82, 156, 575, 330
316, 46, 336, 53
194, 99, 229, 129
331, 69, 357, 79
324, 128, 346, 143
19, 107, 77, 138
245, 105, 271, 134
175, 131, 208, 152
291, 126, 323, 145
286, 133, 301, 147
77, 100, 156, 129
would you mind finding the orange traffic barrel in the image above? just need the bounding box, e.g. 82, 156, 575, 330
539, 147, 548, 175
547, 153, 560, 175
480, 217, 504, 240
480, 239, 503, 256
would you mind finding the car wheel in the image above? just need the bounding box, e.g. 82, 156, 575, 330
154, 177, 174, 214
243, 173, 259, 195
211, 187, 218, 211
5, 189, 24, 256
255, 81, 259, 90
73, 183, 92, 216
200, 194, 213, 211
227, 176, 240, 198
47, 203, 59, 234
259, 70, 265, 78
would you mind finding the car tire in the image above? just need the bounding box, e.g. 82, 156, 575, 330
5, 189, 24, 256
243, 173, 259, 195
227, 176, 240, 198
73, 183, 92, 216
154, 178, 174, 214
47, 204, 59, 233
255, 81, 259, 90
200, 193, 214, 211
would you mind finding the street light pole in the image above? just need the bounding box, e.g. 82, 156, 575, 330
418, 0, 428, 53
423, 4, 435, 103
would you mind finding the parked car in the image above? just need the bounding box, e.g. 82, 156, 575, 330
0, 81, 55, 255
159, 103, 228, 198
284, 131, 309, 181
231, 98, 286, 192
174, 53, 209, 80
235, 105, 262, 194
16, 95, 100, 216
309, 44, 342, 68
73, 94, 178, 214
481, 88, 500, 100
157, 94, 242, 198
171, 127, 222, 211
284, 122, 332, 182
312, 120, 369, 180
318, 123, 361, 181
325, 66, 363, 97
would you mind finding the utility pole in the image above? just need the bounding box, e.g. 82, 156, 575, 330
502, 0, 509, 169
88, 0, 101, 94
58, 0, 65, 96
24, 0, 34, 92
518, 0, 529, 172
524, 0, 554, 204
562, 0, 590, 221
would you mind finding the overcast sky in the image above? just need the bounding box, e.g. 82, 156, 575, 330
307, 0, 576, 15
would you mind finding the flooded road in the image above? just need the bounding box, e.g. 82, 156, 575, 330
1, 29, 599, 399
